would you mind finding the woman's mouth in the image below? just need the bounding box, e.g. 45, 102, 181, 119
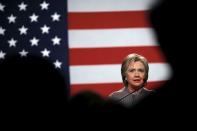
133, 79, 141, 83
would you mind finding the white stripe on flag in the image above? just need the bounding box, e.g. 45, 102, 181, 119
69, 28, 158, 48
68, 0, 157, 12
70, 63, 172, 84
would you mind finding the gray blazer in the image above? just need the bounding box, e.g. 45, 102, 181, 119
109, 87, 152, 107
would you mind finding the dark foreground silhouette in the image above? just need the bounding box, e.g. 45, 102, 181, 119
0, 0, 196, 128
0, 55, 68, 128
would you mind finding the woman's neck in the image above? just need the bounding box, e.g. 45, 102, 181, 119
127, 85, 142, 93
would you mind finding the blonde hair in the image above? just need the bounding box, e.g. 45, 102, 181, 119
121, 53, 149, 88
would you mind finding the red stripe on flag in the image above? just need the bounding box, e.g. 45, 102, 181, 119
68, 11, 150, 29
69, 46, 166, 65
71, 81, 167, 97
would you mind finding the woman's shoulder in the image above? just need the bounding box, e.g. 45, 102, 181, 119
108, 87, 126, 99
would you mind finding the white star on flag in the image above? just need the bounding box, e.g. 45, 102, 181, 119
19, 49, 28, 57
8, 38, 17, 47
0, 26, 6, 35
30, 37, 39, 46
29, 13, 39, 22
18, 2, 27, 11
51, 12, 61, 21
41, 48, 50, 57
40, 1, 49, 10
0, 51, 6, 59
51, 36, 61, 45
7, 14, 17, 23
0, 3, 5, 11
40, 24, 50, 34
54, 60, 62, 69
19, 25, 28, 35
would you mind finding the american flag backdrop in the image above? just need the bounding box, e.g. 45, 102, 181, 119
0, 0, 172, 98
0, 0, 69, 80
68, 0, 172, 97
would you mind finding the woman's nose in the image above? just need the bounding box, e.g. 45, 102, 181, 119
134, 71, 140, 76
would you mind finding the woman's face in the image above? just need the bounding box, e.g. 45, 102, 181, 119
125, 61, 146, 90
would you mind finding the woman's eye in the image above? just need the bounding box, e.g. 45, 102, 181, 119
128, 69, 134, 72
138, 69, 145, 72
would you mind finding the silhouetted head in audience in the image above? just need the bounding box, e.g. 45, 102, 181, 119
0, 55, 68, 124
69, 91, 125, 113
130, 0, 196, 114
